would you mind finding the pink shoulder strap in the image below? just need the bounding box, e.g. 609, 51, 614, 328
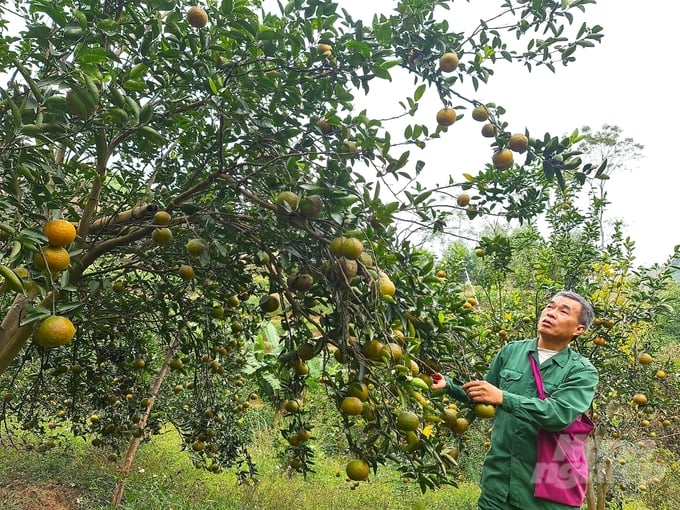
529, 352, 547, 399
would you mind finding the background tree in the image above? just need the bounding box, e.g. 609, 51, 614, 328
0, 0, 606, 503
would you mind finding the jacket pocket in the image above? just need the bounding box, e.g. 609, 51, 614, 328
499, 368, 523, 390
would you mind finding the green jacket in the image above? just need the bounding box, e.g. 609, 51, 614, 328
445, 338, 598, 510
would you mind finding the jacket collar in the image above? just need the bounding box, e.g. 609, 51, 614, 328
530, 337, 571, 367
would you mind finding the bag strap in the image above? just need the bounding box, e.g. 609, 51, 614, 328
528, 352, 547, 400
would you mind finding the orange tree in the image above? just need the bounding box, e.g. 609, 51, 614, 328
442, 155, 680, 507
0, 0, 605, 499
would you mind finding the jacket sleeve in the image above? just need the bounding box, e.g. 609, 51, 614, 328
444, 347, 505, 403
500, 361, 599, 431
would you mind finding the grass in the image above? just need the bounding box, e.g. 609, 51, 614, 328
0, 418, 667, 510
0, 425, 480, 510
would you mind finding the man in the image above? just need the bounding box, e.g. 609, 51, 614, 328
432, 291, 599, 510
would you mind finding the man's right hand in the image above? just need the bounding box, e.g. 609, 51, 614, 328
430, 372, 447, 390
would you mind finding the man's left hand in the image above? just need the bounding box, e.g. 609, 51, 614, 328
462, 380, 503, 405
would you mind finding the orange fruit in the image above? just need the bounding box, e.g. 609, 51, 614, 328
637, 353, 653, 365
381, 342, 403, 362
317, 43, 333, 55
632, 393, 648, 406
297, 342, 316, 361
187, 6, 208, 28
377, 273, 396, 297
274, 191, 299, 211
481, 123, 496, 138
34, 247, 71, 273
259, 294, 280, 313
340, 396, 364, 416
329, 236, 346, 257
470, 105, 489, 122
474, 404, 496, 419
186, 238, 207, 256
436, 108, 457, 127
33, 315, 76, 348
492, 148, 514, 170
315, 118, 332, 135
283, 399, 300, 413
593, 336, 607, 346
453, 417, 469, 435
456, 194, 470, 207
436, 269, 446, 278
347, 381, 369, 401
439, 52, 459, 72
43, 219, 77, 247
299, 195, 323, 218
396, 410, 420, 431
508, 133, 529, 154
346, 459, 369, 481
178, 264, 195, 281
363, 339, 384, 360
340, 237, 364, 260
151, 227, 172, 245
153, 211, 172, 225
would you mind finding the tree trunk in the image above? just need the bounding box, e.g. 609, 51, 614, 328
110, 330, 182, 508
596, 458, 613, 510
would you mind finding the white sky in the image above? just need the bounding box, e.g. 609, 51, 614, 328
340, 0, 680, 267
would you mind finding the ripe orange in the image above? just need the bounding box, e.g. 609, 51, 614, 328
297, 342, 316, 361
637, 353, 653, 365
33, 315, 76, 348
153, 210, 172, 225
471, 105, 489, 122
346, 459, 369, 481
436, 269, 446, 278
381, 342, 403, 362
456, 194, 470, 207
187, 6, 208, 28
492, 148, 514, 170
481, 123, 496, 138
508, 133, 529, 154
593, 336, 607, 346
43, 219, 77, 247
299, 195, 323, 218
347, 381, 369, 401
396, 410, 420, 431
259, 294, 280, 313
340, 396, 364, 416
329, 236, 346, 257
436, 108, 457, 127
474, 404, 496, 419
340, 237, 364, 260
439, 52, 459, 72
34, 247, 71, 273
315, 118, 332, 135
453, 417, 469, 435
178, 264, 195, 281
632, 393, 648, 406
151, 227, 172, 245
317, 43, 333, 56
283, 399, 300, 413
275, 191, 299, 211
363, 339, 385, 360
186, 238, 207, 256
377, 273, 396, 297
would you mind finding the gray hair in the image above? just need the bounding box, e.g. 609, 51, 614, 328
553, 291, 595, 330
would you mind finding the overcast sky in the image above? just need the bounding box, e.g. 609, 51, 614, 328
341, 0, 679, 267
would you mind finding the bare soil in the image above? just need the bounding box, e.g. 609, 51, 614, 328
0, 481, 86, 510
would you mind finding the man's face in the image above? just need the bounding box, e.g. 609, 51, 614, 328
538, 295, 586, 342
